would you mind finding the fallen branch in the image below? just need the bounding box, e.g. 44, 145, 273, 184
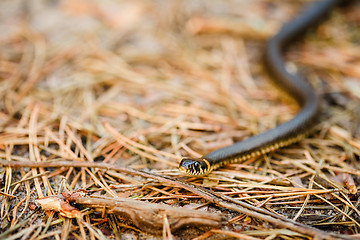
36, 190, 222, 234
75, 196, 223, 234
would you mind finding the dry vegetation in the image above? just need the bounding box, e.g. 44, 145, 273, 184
1, 0, 360, 239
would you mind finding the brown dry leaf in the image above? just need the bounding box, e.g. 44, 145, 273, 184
37, 195, 82, 218
332, 173, 358, 195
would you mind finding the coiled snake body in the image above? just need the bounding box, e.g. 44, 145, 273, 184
179, 0, 343, 176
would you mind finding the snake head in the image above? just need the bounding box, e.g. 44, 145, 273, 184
179, 158, 211, 176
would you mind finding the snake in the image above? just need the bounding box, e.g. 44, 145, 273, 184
179, 0, 343, 176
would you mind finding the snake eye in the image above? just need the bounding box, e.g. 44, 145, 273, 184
192, 162, 201, 171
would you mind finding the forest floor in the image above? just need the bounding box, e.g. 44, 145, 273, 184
1, 0, 360, 239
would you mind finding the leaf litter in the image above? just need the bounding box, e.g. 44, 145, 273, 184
0, 0, 360, 239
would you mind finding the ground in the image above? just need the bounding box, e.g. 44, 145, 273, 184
0, 0, 360, 239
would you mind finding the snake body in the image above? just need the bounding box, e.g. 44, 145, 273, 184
179, 0, 342, 176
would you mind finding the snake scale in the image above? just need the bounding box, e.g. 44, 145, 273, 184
179, 0, 344, 176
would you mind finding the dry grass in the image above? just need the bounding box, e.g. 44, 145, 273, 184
0, 0, 360, 239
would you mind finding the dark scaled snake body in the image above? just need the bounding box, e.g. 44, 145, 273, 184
179, 0, 344, 176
